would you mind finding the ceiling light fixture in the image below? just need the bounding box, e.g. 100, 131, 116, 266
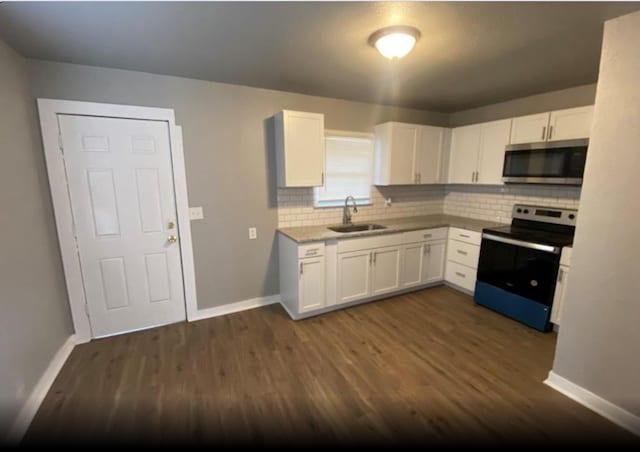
368, 25, 421, 60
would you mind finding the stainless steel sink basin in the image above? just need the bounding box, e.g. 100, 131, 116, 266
328, 223, 387, 233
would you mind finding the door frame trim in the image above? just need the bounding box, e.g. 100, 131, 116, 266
38, 99, 198, 343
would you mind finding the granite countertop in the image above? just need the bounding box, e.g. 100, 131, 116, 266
278, 215, 507, 243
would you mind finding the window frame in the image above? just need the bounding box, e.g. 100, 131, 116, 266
313, 129, 375, 209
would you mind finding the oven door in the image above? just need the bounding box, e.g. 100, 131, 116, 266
476, 234, 561, 307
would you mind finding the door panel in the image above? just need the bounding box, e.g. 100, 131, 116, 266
548, 106, 593, 141
371, 246, 402, 296
337, 250, 371, 304
59, 115, 186, 338
477, 119, 511, 184
423, 240, 446, 284
402, 243, 424, 288
416, 126, 443, 184
389, 123, 418, 184
448, 124, 480, 184
299, 256, 325, 312
509, 113, 550, 144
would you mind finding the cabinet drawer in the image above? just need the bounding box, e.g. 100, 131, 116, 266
449, 227, 481, 245
298, 242, 325, 258
447, 239, 480, 268
402, 227, 448, 244
445, 261, 477, 292
337, 233, 403, 254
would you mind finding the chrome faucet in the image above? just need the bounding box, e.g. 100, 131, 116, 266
343, 195, 358, 224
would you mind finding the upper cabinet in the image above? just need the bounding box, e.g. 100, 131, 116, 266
274, 110, 325, 187
374, 122, 447, 185
509, 106, 594, 144
448, 119, 512, 185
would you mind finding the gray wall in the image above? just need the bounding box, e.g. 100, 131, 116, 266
27, 60, 448, 310
552, 10, 640, 417
449, 83, 597, 127
0, 41, 73, 437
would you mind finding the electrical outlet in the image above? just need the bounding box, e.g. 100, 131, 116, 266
249, 227, 257, 240
189, 207, 204, 220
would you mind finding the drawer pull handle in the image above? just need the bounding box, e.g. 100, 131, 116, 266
459, 234, 471, 238
455, 272, 466, 278
305, 249, 318, 256
423, 234, 432, 239
457, 250, 468, 255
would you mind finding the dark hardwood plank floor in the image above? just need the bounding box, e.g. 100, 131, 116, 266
25, 286, 637, 444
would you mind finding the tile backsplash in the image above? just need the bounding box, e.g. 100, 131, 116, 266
277, 185, 444, 227
443, 185, 581, 224
277, 184, 581, 228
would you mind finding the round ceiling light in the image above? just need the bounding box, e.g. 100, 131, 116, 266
368, 25, 421, 60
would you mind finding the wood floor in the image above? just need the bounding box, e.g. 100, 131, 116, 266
25, 286, 636, 444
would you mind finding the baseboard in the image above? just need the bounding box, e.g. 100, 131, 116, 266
6, 334, 77, 444
189, 294, 281, 322
545, 371, 640, 436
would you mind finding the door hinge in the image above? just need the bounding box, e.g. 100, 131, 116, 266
84, 303, 91, 319
58, 133, 64, 153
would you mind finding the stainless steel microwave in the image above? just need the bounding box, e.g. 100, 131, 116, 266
502, 139, 588, 185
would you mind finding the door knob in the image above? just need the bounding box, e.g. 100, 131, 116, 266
168, 235, 177, 244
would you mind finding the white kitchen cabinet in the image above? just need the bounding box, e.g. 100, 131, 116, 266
509, 113, 550, 144
401, 242, 425, 289
374, 122, 446, 185
422, 240, 446, 284
298, 256, 326, 313
274, 110, 325, 187
448, 120, 511, 185
550, 265, 569, 325
279, 237, 327, 317
448, 124, 480, 184
510, 106, 593, 144
370, 245, 402, 296
548, 106, 594, 141
336, 249, 372, 304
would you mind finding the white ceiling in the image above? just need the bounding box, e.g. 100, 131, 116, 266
1, 2, 639, 112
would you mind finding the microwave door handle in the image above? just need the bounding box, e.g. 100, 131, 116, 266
482, 233, 561, 254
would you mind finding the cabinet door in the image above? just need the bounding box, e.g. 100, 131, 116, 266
336, 250, 371, 304
477, 119, 511, 184
388, 123, 419, 184
548, 106, 593, 141
415, 126, 444, 184
298, 256, 326, 313
509, 113, 550, 144
371, 246, 402, 296
423, 240, 446, 284
550, 265, 569, 325
401, 243, 425, 288
448, 124, 481, 184
281, 111, 325, 187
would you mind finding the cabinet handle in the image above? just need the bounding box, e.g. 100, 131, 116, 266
471, 171, 474, 183
372, 251, 376, 264
455, 272, 466, 278
548, 125, 554, 140
300, 262, 304, 276
427, 244, 431, 255
557, 268, 563, 283
321, 172, 325, 185
423, 234, 432, 239
305, 248, 319, 256
459, 233, 470, 238
457, 249, 468, 256
422, 244, 427, 255
541, 126, 547, 141
475, 171, 479, 183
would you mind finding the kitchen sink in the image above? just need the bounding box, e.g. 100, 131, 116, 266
328, 223, 387, 233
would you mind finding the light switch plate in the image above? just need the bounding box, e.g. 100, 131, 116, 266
249, 227, 257, 240
189, 207, 204, 220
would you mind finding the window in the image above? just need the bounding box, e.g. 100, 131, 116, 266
314, 131, 374, 208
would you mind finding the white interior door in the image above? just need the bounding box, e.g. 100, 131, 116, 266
59, 115, 186, 338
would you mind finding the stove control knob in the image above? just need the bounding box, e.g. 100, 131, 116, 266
524, 209, 529, 214
517, 208, 522, 213
569, 214, 575, 220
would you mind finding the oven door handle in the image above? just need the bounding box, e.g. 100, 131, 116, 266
482, 233, 561, 254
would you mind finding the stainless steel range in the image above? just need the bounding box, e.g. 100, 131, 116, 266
474, 204, 577, 332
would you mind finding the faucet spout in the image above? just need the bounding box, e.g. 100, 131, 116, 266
343, 195, 358, 225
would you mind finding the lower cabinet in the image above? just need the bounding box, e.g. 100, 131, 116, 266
551, 247, 572, 326
280, 227, 450, 319
299, 256, 326, 312
444, 227, 481, 293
